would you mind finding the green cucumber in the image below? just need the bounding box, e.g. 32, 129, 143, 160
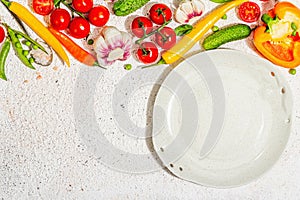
202, 24, 251, 50
210, 0, 233, 3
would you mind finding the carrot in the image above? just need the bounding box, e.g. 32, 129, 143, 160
48, 27, 98, 66
161, 0, 247, 64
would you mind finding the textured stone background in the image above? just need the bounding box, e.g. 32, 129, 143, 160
1, 0, 300, 199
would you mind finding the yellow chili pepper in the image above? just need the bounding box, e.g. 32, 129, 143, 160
162, 0, 247, 65
1, 0, 70, 67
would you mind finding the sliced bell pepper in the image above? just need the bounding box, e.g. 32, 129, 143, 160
253, 1, 300, 68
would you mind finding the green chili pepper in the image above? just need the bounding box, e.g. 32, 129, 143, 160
0, 38, 11, 81
7, 26, 35, 70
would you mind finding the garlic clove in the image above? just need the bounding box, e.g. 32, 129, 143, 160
107, 47, 125, 62
94, 35, 109, 58
175, 0, 204, 24
192, 0, 204, 15
181, 1, 194, 16
121, 32, 132, 46
102, 26, 123, 49
121, 32, 132, 54
175, 8, 189, 24
97, 55, 114, 66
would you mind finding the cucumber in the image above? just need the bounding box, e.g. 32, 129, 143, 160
210, 0, 233, 3
202, 24, 251, 50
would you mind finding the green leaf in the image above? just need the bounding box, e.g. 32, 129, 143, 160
175, 24, 193, 36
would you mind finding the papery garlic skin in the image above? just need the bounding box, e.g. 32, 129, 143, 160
93, 26, 132, 66
175, 0, 205, 24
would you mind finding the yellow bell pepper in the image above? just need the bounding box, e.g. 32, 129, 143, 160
253, 2, 300, 68
1, 0, 70, 67
161, 0, 247, 65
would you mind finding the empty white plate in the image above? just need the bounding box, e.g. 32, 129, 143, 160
152, 49, 293, 188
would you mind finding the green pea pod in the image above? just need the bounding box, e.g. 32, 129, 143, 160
0, 38, 11, 81
11, 28, 47, 53
7, 26, 35, 70
174, 24, 193, 36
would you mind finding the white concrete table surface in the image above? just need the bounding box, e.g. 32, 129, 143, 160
0, 0, 300, 199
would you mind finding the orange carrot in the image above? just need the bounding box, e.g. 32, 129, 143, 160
48, 27, 98, 66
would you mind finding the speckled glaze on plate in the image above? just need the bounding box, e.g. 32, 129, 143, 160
152, 49, 293, 188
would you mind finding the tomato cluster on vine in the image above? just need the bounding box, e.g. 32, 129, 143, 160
131, 3, 176, 64
32, 0, 110, 39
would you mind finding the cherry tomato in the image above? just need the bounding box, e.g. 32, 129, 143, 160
149, 3, 172, 25
32, 0, 54, 16
50, 8, 71, 31
68, 17, 90, 39
136, 42, 159, 64
88, 6, 110, 27
72, 0, 93, 13
131, 16, 153, 38
155, 27, 176, 50
0, 26, 5, 43
238, 2, 261, 23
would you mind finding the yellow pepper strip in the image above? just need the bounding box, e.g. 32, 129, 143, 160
162, 0, 247, 65
1, 0, 70, 67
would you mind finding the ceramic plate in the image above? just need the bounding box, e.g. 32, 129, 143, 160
152, 49, 293, 188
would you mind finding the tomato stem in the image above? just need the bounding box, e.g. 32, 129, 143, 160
157, 31, 168, 42
62, 1, 86, 19
135, 19, 171, 45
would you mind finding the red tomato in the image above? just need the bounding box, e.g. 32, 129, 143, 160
72, 0, 93, 13
68, 17, 90, 39
50, 9, 71, 31
155, 27, 176, 50
0, 26, 5, 43
131, 16, 153, 38
136, 42, 159, 64
238, 2, 261, 23
149, 4, 172, 25
32, 0, 54, 16
88, 6, 110, 27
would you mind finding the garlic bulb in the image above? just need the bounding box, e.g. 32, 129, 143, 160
175, 0, 205, 24
93, 26, 132, 66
